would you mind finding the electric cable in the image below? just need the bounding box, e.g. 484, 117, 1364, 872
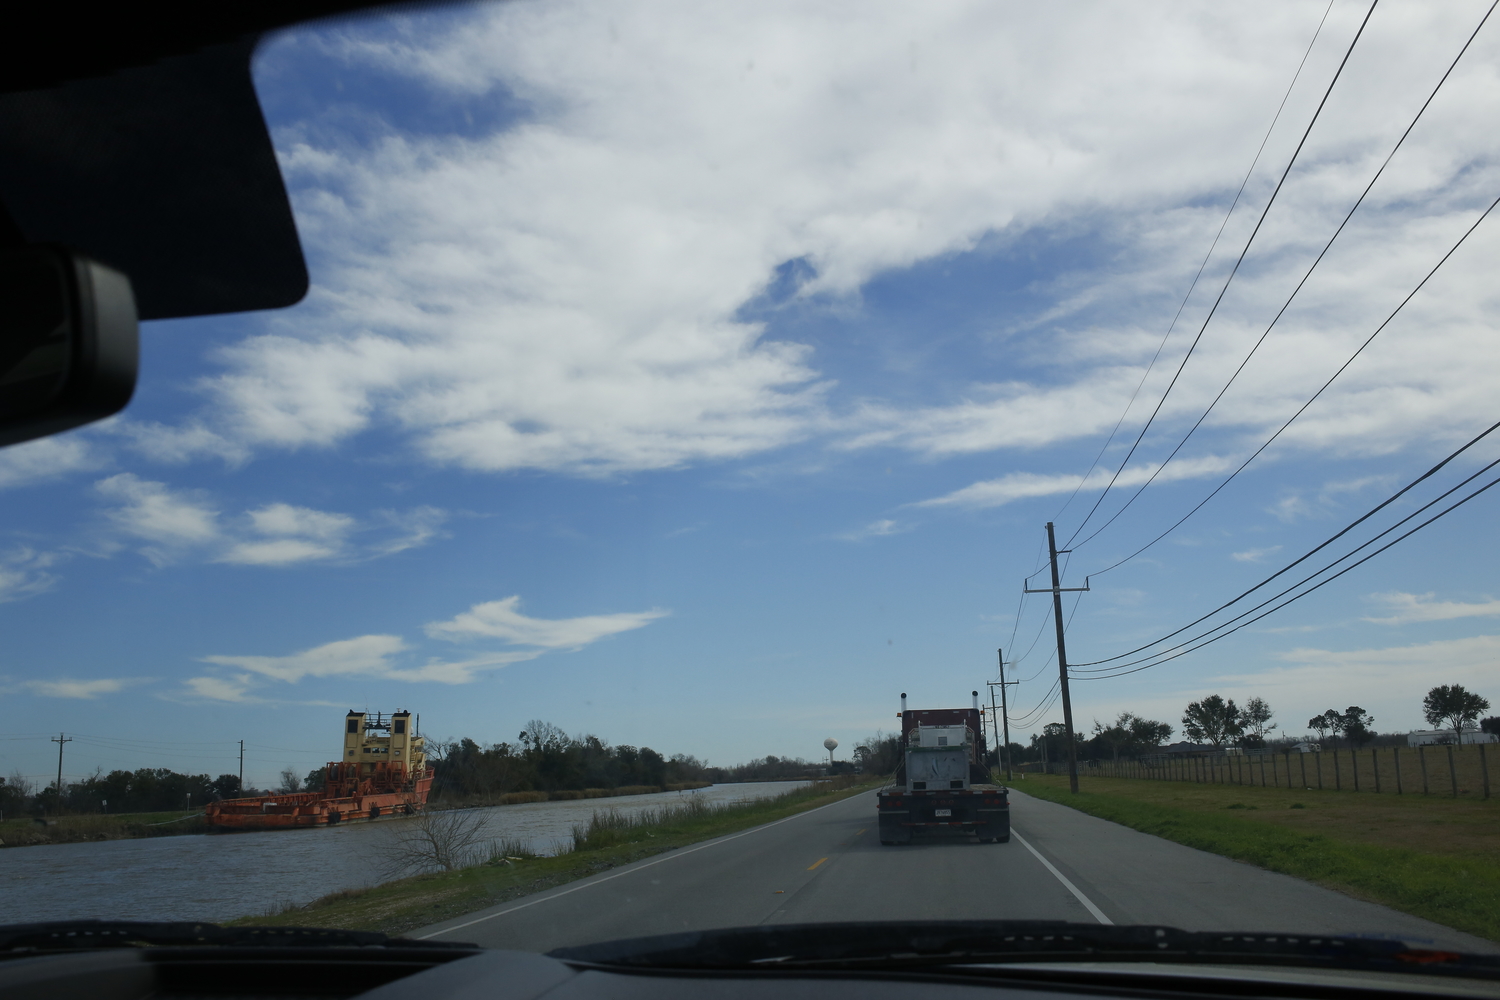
1083, 186, 1500, 580
1071, 415, 1500, 667
1075, 464, 1500, 680
1072, 0, 1500, 566
1054, 0, 1336, 530
1061, 0, 1379, 549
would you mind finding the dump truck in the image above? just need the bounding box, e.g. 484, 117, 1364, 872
877, 691, 1009, 844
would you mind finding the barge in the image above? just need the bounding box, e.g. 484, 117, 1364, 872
205, 710, 433, 830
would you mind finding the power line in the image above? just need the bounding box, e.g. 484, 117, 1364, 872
1076, 448, 1500, 679
1073, 415, 1500, 668
1084, 187, 1500, 579
1062, 0, 1380, 550
1077, 467, 1500, 681
1073, 0, 1500, 568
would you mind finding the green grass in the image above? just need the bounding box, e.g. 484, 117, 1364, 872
230, 775, 882, 936
0, 810, 206, 847
1021, 774, 1500, 942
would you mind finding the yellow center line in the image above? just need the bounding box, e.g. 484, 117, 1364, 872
855, 828, 867, 835
807, 857, 828, 870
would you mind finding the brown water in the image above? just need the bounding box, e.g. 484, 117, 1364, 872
0, 781, 809, 925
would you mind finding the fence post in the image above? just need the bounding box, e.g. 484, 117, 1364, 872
1447, 744, 1459, 798
1419, 745, 1429, 795
1333, 748, 1341, 791
1480, 743, 1490, 800
1271, 753, 1279, 787
1351, 747, 1359, 792
1372, 747, 1380, 794
1299, 753, 1307, 789
1315, 752, 1323, 790
1258, 755, 1267, 787
1394, 745, 1402, 794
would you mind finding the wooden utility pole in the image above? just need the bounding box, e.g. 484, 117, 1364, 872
239, 740, 245, 795
51, 732, 72, 804
989, 648, 1018, 782
1024, 522, 1089, 793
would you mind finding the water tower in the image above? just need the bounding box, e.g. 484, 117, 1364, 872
823, 737, 838, 766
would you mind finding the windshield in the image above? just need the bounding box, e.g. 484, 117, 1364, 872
3, 0, 1500, 965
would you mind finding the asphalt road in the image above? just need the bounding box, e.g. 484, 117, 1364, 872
413, 786, 1496, 953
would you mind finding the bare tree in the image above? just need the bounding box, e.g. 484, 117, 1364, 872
375, 808, 492, 881
277, 768, 302, 794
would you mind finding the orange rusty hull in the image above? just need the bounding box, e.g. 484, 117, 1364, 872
205, 770, 433, 830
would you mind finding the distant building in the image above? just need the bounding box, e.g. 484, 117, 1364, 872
1289, 741, 1320, 754
1407, 729, 1498, 746
1156, 741, 1219, 756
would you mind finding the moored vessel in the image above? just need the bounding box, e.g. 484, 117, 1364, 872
205, 710, 433, 830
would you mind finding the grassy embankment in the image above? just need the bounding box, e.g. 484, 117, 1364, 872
1020, 773, 1500, 942
0, 810, 206, 847
231, 775, 883, 936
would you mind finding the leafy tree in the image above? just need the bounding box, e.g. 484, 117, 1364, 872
210, 774, 242, 800
1182, 695, 1242, 747
1330, 707, 1375, 749
1423, 685, 1491, 743
1088, 712, 1172, 759
1481, 716, 1500, 737
1307, 712, 1333, 745
1239, 697, 1274, 749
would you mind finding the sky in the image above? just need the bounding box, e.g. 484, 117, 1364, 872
3, 0, 1500, 789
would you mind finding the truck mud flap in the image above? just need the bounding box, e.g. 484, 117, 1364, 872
878, 813, 911, 845
978, 808, 1010, 843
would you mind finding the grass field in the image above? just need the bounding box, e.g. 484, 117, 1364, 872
1020, 774, 1500, 942
230, 775, 882, 936
0, 810, 206, 847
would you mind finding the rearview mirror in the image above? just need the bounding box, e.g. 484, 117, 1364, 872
0, 245, 137, 447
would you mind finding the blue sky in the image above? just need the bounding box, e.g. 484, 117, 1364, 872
4, 0, 1500, 789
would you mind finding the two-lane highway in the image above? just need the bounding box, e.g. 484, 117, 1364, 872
414, 787, 1495, 953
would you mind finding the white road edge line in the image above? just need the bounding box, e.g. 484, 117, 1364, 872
415, 794, 859, 940
1013, 831, 1113, 926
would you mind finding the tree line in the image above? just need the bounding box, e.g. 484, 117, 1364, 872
1, 768, 249, 817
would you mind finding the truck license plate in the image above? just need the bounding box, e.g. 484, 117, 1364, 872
934, 808, 951, 817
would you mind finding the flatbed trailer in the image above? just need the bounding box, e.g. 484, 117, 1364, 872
877, 691, 1010, 844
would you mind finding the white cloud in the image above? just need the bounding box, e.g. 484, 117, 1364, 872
838, 518, 908, 541
203, 634, 409, 683
111, 420, 250, 466
1232, 545, 1282, 563
187, 594, 665, 698
21, 677, 146, 699
132, 2, 1473, 480
95, 473, 220, 565
914, 455, 1236, 510
0, 547, 61, 602
425, 595, 669, 648
93, 475, 443, 567
1362, 591, 1500, 625
368, 506, 448, 556
183, 675, 260, 703
0, 436, 103, 489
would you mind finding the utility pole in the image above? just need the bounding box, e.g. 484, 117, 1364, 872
989, 647, 1018, 782
51, 732, 72, 806
239, 740, 245, 796
1024, 522, 1089, 793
